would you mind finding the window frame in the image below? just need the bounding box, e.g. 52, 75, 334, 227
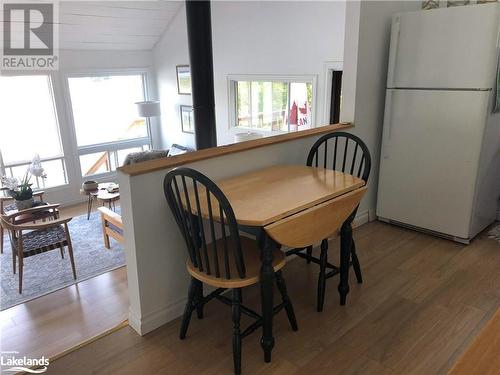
63, 69, 153, 178
0, 72, 69, 189
322, 61, 344, 126
227, 74, 317, 134
1, 156, 68, 189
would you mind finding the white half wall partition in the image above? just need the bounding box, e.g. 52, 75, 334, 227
117, 124, 370, 335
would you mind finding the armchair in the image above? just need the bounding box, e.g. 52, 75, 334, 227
0, 189, 45, 254
1, 205, 77, 293
97, 207, 123, 248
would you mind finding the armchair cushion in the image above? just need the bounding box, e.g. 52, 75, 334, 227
122, 150, 169, 166
169, 143, 194, 156
11, 225, 68, 257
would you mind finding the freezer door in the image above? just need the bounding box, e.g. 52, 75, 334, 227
387, 3, 499, 89
377, 89, 490, 239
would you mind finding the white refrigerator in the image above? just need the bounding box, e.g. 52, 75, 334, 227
377, 3, 500, 243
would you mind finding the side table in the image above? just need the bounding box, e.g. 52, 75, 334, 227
80, 183, 119, 220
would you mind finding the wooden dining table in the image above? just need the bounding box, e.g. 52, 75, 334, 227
198, 164, 366, 362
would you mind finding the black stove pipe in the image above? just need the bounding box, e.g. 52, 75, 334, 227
185, 0, 217, 149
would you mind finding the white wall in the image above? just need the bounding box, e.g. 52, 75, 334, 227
153, 1, 346, 148
153, 5, 195, 151
9, 49, 156, 206
341, 0, 421, 217
211, 1, 346, 145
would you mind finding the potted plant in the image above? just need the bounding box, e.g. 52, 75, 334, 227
1, 172, 34, 210
1, 155, 47, 210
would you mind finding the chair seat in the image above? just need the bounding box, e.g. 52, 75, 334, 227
12, 225, 68, 257
187, 236, 286, 288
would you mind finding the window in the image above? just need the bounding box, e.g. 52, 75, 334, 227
231, 77, 314, 132
0, 75, 67, 188
79, 145, 149, 177
67, 73, 151, 176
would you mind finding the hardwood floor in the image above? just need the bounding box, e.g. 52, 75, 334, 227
0, 267, 128, 360
0, 202, 128, 363
449, 307, 500, 375
45, 221, 500, 375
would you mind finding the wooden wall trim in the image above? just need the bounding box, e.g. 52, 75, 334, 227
118, 123, 353, 176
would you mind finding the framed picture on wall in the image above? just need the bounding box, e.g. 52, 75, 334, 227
180, 105, 194, 134
176, 65, 192, 95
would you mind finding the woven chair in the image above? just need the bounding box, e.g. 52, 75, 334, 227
0, 189, 45, 254
1, 206, 77, 294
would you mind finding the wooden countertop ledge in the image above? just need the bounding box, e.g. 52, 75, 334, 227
118, 123, 353, 176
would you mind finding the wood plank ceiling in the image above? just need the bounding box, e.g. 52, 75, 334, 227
6, 1, 181, 51
59, 1, 181, 50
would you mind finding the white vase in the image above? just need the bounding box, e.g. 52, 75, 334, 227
15, 197, 34, 210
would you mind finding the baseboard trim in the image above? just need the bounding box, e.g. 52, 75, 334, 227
368, 208, 377, 222
353, 209, 371, 228
128, 297, 187, 335
60, 196, 90, 208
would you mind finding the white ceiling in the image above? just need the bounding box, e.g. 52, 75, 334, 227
7, 1, 182, 51
59, 1, 182, 50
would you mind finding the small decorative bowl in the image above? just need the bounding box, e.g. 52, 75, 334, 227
82, 180, 98, 192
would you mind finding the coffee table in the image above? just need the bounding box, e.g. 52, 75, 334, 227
80, 183, 119, 220
96, 190, 120, 211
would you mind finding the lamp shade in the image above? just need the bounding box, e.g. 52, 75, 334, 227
135, 101, 161, 117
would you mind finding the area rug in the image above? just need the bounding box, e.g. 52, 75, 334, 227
488, 223, 500, 243
0, 209, 125, 310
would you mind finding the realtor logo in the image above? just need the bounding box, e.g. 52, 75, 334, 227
1, 1, 59, 70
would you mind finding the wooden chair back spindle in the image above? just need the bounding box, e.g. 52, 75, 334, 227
307, 132, 371, 183
307, 132, 371, 224
164, 168, 246, 280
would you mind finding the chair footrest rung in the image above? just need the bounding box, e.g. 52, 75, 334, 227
273, 302, 285, 316
326, 269, 340, 278
285, 248, 307, 257
240, 302, 286, 339
292, 252, 339, 270
215, 294, 262, 320
325, 261, 353, 279
241, 320, 261, 338
201, 288, 226, 305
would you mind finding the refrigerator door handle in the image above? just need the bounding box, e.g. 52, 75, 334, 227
382, 90, 393, 159
387, 15, 401, 88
